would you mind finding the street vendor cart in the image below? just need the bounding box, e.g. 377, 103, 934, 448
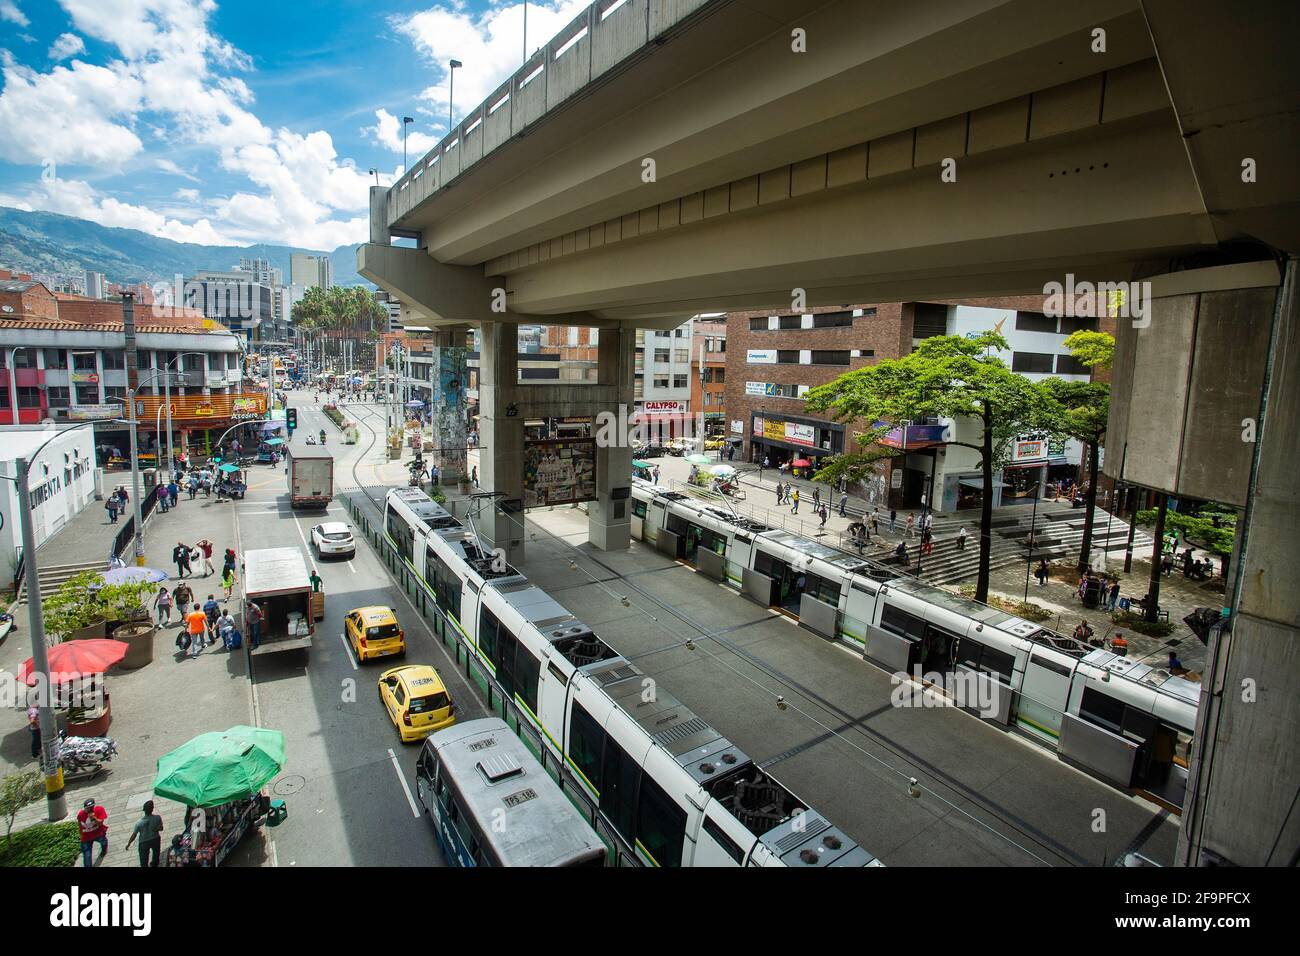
154, 725, 286, 868
216, 463, 247, 499
257, 437, 284, 464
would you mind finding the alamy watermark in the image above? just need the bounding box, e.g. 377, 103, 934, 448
890, 667, 1003, 719
1043, 274, 1151, 328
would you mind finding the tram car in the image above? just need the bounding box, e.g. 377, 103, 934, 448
383, 486, 881, 867
629, 481, 1198, 812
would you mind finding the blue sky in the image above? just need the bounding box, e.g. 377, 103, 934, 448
0, 0, 590, 250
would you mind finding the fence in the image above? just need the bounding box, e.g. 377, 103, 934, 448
341, 492, 643, 867
109, 485, 160, 562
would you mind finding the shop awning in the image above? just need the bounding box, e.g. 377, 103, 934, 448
263, 437, 284, 446
959, 477, 1009, 489
632, 460, 652, 469
218, 463, 241, 474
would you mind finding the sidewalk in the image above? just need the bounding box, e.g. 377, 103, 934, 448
1, 485, 256, 864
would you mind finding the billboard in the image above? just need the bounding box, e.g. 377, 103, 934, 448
67, 404, 118, 421
746, 349, 777, 364
523, 438, 596, 508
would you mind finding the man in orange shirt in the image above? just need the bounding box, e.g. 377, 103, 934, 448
185, 603, 207, 658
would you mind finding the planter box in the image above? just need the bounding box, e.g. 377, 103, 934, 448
115, 622, 157, 669
69, 618, 107, 641
68, 693, 111, 737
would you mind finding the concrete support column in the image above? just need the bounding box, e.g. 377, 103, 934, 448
430, 326, 469, 484
1176, 257, 1300, 867
588, 326, 636, 551
478, 321, 524, 563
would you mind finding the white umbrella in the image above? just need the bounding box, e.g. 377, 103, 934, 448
710, 464, 737, 477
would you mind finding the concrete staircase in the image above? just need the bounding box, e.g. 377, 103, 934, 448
13, 560, 107, 606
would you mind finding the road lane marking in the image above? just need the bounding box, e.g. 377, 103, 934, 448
339, 630, 358, 670
388, 748, 421, 818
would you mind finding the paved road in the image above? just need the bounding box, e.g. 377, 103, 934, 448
233, 392, 486, 868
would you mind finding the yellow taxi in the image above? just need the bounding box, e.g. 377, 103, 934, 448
378, 665, 456, 742
704, 437, 725, 451
344, 606, 406, 662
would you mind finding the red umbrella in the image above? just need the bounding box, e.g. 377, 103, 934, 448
792, 458, 812, 468
19, 639, 129, 686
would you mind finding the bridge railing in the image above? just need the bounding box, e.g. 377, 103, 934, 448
388, 0, 716, 225
340, 492, 643, 867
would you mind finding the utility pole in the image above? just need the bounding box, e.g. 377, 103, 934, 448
122, 294, 145, 566
16, 456, 68, 821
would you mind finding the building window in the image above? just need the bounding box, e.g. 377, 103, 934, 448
863, 307, 877, 316
101, 350, 125, 370
72, 352, 96, 372
1011, 352, 1054, 373
810, 350, 850, 365
74, 384, 99, 405
778, 314, 802, 330
17, 386, 42, 408
812, 311, 853, 328
43, 349, 67, 369
673, 349, 689, 363
714, 369, 725, 383
1055, 354, 1090, 375
654, 348, 669, 363
653, 375, 669, 389
673, 374, 688, 389
1015, 311, 1058, 334
1059, 316, 1100, 335
45, 386, 70, 406
103, 386, 126, 401
749, 318, 766, 331
912, 303, 948, 339
776, 350, 800, 364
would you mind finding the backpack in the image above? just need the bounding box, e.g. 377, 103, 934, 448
175, 631, 192, 651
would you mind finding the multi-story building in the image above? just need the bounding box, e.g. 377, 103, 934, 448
724, 297, 1103, 511
83, 270, 105, 300
290, 253, 333, 291
0, 424, 99, 579
635, 319, 694, 436
375, 291, 404, 332
690, 315, 727, 437
184, 269, 277, 342
0, 269, 261, 469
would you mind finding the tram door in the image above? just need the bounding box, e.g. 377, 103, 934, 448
646, 501, 666, 545
752, 551, 801, 612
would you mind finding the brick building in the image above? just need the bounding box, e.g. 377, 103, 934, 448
724, 296, 1106, 511
690, 316, 727, 436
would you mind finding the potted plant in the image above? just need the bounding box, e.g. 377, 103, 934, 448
98, 579, 158, 669
41, 572, 110, 642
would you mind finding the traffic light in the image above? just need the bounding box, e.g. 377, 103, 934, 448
286, 407, 297, 434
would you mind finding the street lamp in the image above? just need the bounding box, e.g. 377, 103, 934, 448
447, 60, 462, 137
4, 416, 132, 821
402, 116, 414, 172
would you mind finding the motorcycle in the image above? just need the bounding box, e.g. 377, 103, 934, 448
305, 435, 316, 445
57, 732, 118, 780
319, 431, 327, 445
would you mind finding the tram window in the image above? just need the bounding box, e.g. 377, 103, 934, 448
803, 573, 839, 605
702, 816, 744, 865
1080, 687, 1125, 733
599, 737, 641, 840
632, 501, 647, 518
980, 647, 1015, 683
880, 605, 925, 639
514, 646, 541, 713
666, 514, 689, 536
753, 550, 781, 579
956, 637, 983, 671
479, 606, 501, 668
568, 701, 604, 793
635, 775, 686, 867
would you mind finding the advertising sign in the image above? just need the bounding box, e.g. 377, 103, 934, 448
745, 381, 767, 396
639, 400, 686, 415
1013, 438, 1046, 463
523, 438, 596, 508
785, 422, 816, 447
67, 404, 118, 421
730, 419, 743, 434
70, 372, 100, 384
763, 418, 786, 442
746, 349, 777, 365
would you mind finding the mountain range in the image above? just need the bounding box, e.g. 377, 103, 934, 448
0, 206, 366, 288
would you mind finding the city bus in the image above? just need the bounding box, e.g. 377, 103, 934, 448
414, 718, 606, 867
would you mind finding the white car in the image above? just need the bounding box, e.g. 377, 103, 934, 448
311, 521, 355, 559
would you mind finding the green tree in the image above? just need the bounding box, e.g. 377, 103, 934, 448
1, 771, 44, 850
1041, 377, 1109, 571
806, 332, 1060, 602
1061, 329, 1114, 369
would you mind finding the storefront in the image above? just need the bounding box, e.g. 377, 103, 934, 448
748, 413, 843, 466
999, 433, 1075, 506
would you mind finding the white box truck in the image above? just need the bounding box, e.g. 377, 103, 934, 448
243, 547, 314, 656
286, 444, 333, 509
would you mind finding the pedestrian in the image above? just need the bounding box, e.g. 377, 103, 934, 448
1107, 580, 1121, 611
309, 568, 322, 593
246, 602, 263, 650
812, 488, 821, 510
430, 464, 440, 487
1073, 620, 1096, 645
197, 539, 215, 577
775, 481, 783, 505
894, 540, 909, 566
217, 607, 237, 649
153, 585, 173, 624
1110, 632, 1129, 657
185, 603, 207, 657
1035, 558, 1050, 586
105, 496, 119, 524
727, 444, 735, 461
202, 594, 220, 641
790, 489, 800, 514
956, 526, 969, 551
818, 507, 828, 533
763, 456, 770, 472
889, 509, 897, 533
77, 798, 108, 867
125, 800, 164, 868
186, 474, 197, 499
838, 493, 848, 517
172, 542, 190, 579
869, 512, 879, 537
921, 525, 933, 556
223, 548, 237, 575
26, 704, 40, 760
906, 513, 915, 538
471, 465, 478, 488
157, 488, 169, 514
117, 486, 129, 508
1167, 650, 1184, 674
172, 582, 193, 616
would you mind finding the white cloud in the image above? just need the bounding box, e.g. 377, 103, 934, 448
48, 33, 86, 61
173, 187, 200, 201
0, 0, 376, 248
394, 1, 590, 133
364, 108, 442, 164
0, 175, 231, 245
0, 1, 29, 27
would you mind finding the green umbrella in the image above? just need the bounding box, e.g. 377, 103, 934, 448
684, 454, 711, 465
153, 726, 286, 808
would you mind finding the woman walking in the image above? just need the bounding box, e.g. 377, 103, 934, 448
221, 565, 236, 600
152, 586, 173, 625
